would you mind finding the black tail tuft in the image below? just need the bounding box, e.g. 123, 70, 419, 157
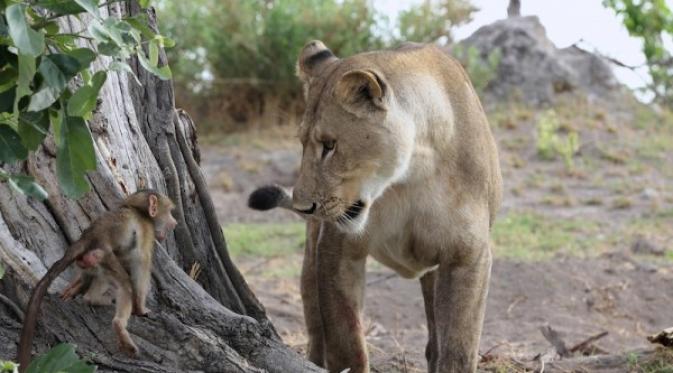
248, 185, 285, 211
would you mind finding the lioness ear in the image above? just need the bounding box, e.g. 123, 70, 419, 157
334, 69, 387, 117
297, 40, 338, 83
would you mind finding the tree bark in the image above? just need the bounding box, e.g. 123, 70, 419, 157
0, 3, 321, 372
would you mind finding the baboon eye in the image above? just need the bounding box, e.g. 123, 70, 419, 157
321, 140, 336, 158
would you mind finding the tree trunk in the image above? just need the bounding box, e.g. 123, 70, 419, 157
507, 0, 521, 17
0, 3, 321, 372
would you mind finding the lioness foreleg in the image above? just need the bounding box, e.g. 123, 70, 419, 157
316, 224, 368, 373
435, 243, 492, 373
420, 270, 438, 372
301, 222, 325, 366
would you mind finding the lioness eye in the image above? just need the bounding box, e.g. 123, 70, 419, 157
321, 140, 336, 158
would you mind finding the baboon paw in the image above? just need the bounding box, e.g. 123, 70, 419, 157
132, 307, 151, 317
119, 341, 139, 357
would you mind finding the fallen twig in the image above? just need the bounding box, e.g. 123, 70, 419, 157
479, 342, 509, 362
569, 331, 609, 354
506, 295, 527, 317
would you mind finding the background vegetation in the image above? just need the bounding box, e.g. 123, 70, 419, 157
156, 0, 476, 132
604, 0, 673, 107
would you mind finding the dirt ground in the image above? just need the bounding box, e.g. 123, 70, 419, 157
200, 100, 673, 371
240, 254, 673, 372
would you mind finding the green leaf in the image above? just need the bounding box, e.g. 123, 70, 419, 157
46, 54, 82, 79
35, 0, 87, 16
127, 28, 141, 45
124, 15, 155, 39
73, 0, 101, 18
0, 124, 28, 163
28, 54, 81, 111
43, 21, 60, 35
38, 57, 67, 91
50, 34, 77, 50
87, 20, 111, 43
66, 48, 96, 70
0, 89, 16, 113
149, 40, 159, 66
27, 86, 60, 112
0, 15, 8, 39
49, 108, 63, 147
137, 52, 171, 80
160, 36, 175, 48
80, 69, 91, 84
97, 41, 120, 56
89, 18, 127, 48
101, 18, 126, 46
6, 4, 45, 57
15, 54, 36, 114
0, 66, 18, 94
56, 116, 96, 198
25, 343, 95, 373
0, 112, 17, 128
109, 60, 141, 86
18, 110, 49, 150
8, 174, 48, 200
67, 71, 106, 117
138, 0, 151, 8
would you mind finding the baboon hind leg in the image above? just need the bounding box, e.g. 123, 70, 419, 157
83, 275, 113, 306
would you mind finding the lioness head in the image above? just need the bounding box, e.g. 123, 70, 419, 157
292, 41, 415, 234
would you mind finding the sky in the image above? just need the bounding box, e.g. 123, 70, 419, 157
374, 0, 673, 94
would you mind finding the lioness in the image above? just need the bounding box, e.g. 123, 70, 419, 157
249, 41, 502, 373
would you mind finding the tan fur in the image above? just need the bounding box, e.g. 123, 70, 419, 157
59, 192, 177, 355
292, 41, 502, 373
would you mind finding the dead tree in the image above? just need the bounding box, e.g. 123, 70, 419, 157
0, 3, 321, 372
508, 0, 521, 17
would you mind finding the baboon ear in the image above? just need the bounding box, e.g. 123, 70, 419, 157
334, 69, 387, 117
296, 40, 339, 83
148, 194, 158, 218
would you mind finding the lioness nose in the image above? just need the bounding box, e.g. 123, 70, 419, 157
293, 202, 317, 215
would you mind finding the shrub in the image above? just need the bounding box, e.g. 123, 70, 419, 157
159, 0, 386, 96
397, 0, 475, 44
536, 110, 580, 170
452, 44, 500, 96
157, 0, 476, 131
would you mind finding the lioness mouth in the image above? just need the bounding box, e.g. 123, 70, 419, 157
341, 200, 365, 221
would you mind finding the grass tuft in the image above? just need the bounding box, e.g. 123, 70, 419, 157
224, 222, 305, 258
492, 212, 600, 260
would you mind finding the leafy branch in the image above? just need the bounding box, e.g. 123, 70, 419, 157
0, 0, 172, 199
604, 0, 673, 107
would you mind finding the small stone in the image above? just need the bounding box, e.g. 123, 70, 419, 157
641, 188, 660, 200
631, 236, 664, 256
